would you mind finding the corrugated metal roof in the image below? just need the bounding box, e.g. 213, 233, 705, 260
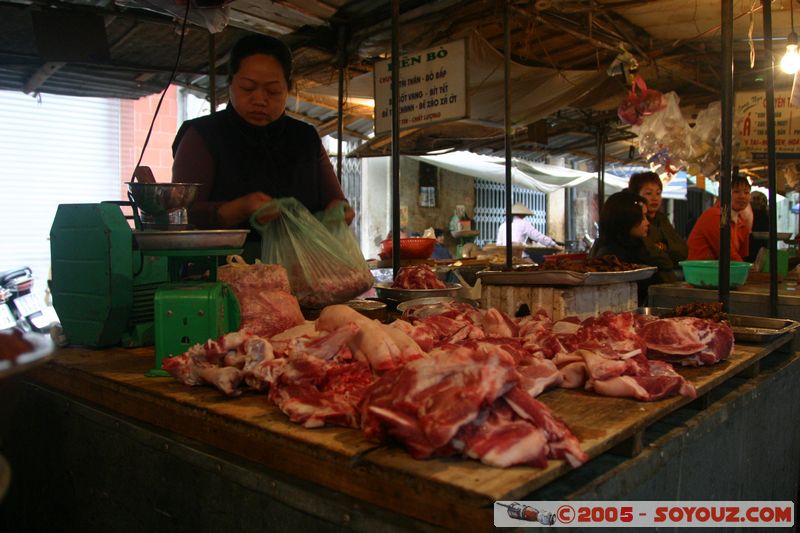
0, 0, 797, 174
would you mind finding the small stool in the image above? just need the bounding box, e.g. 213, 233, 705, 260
148, 281, 240, 376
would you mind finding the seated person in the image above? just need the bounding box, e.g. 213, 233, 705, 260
627, 171, 687, 268
687, 174, 753, 261
746, 191, 769, 263
430, 228, 452, 260
590, 191, 676, 304
496, 202, 559, 248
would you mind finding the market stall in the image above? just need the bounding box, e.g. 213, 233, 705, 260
0, 328, 797, 531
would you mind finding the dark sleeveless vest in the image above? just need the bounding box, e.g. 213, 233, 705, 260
172, 105, 327, 214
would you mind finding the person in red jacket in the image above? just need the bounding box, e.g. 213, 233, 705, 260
687, 175, 753, 261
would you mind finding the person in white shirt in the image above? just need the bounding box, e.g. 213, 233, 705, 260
496, 202, 559, 247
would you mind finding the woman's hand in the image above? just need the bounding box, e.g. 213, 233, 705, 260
327, 199, 355, 225
216, 191, 273, 227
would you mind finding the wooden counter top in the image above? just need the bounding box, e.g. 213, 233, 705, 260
28, 334, 795, 531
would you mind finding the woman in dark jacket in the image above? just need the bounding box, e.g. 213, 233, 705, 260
590, 191, 675, 304
172, 34, 353, 231
627, 171, 688, 269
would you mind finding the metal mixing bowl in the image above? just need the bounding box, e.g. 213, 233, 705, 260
127, 182, 202, 216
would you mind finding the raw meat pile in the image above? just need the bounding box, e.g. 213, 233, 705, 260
391, 265, 446, 289
218, 262, 304, 337
163, 299, 734, 469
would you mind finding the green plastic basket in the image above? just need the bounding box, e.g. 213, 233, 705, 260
679, 260, 752, 289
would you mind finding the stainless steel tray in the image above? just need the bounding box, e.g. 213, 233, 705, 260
133, 230, 249, 250
375, 282, 461, 303
477, 266, 657, 286
636, 307, 800, 343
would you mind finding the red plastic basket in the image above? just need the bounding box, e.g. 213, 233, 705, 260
379, 238, 436, 260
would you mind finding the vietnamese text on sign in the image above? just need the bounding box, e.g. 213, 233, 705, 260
373, 39, 467, 135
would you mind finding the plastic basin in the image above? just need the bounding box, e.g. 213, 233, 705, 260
679, 260, 752, 289
379, 238, 436, 260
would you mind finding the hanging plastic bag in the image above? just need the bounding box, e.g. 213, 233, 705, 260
618, 75, 666, 125
250, 198, 373, 308
634, 91, 691, 174
315, 201, 373, 284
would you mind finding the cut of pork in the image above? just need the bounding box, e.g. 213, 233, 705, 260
637, 317, 734, 366
317, 305, 424, 371
361, 344, 519, 458
504, 387, 588, 467
454, 401, 549, 468
269, 355, 375, 428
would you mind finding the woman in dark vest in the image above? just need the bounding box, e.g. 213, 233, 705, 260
171, 34, 353, 233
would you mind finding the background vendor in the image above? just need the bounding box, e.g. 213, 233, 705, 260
496, 202, 560, 248
590, 191, 675, 303
687, 174, 752, 262
171, 34, 354, 235
627, 171, 687, 270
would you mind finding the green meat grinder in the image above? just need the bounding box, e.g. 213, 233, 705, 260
50, 182, 248, 376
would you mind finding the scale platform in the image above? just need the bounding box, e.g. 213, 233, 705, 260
132, 229, 248, 251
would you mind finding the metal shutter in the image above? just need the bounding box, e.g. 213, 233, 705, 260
0, 90, 121, 301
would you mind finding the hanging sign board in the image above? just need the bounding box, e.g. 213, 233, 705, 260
735, 89, 800, 155
374, 39, 467, 135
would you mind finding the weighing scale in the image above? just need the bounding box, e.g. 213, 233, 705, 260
50, 183, 246, 376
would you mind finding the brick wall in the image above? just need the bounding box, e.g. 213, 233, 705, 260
119, 86, 179, 197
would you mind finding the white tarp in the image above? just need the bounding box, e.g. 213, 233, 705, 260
410, 151, 648, 196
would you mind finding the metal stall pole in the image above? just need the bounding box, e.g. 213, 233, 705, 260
337, 25, 346, 183
504, 0, 513, 269
391, 0, 401, 278
719, 0, 734, 310
597, 125, 606, 213
718, 0, 733, 311
762, 0, 779, 317
208, 33, 216, 112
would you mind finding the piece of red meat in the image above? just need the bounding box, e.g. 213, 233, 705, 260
360, 345, 519, 458
637, 317, 734, 366
455, 402, 549, 468
392, 265, 446, 289
503, 386, 588, 467
269, 356, 375, 428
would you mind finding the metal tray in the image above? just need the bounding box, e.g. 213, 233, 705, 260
374, 282, 461, 303
395, 296, 479, 313
636, 307, 800, 343
477, 266, 657, 286
133, 230, 249, 251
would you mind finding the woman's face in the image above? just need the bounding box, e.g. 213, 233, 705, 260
732, 183, 752, 212
629, 204, 650, 238
638, 182, 662, 218
229, 54, 288, 127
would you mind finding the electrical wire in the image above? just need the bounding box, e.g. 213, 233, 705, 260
130, 2, 192, 183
